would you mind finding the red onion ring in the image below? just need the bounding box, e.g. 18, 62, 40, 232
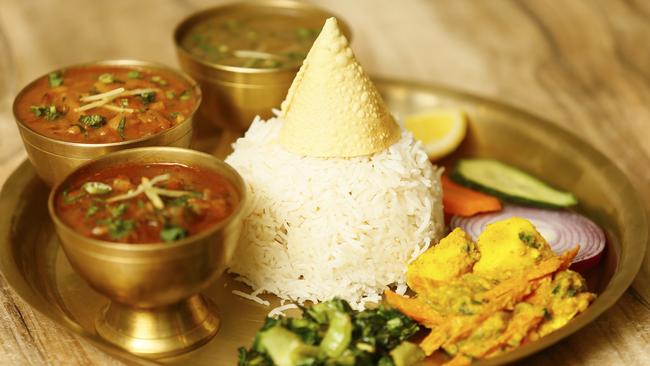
450, 205, 606, 268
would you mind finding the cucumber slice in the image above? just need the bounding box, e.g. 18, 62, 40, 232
451, 159, 577, 208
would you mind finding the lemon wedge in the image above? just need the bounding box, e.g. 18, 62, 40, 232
404, 109, 468, 160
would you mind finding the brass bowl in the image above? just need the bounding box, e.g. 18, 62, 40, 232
173, 0, 351, 132
47, 147, 246, 357
13, 60, 202, 187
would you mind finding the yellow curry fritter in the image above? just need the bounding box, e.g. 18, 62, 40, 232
386, 217, 594, 365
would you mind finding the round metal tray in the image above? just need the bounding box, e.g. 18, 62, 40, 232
0, 79, 646, 365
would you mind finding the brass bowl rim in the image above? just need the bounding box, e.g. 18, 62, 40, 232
172, 0, 351, 75
13, 59, 202, 149
47, 146, 247, 252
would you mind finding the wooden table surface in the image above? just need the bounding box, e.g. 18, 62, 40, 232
1, 0, 649, 365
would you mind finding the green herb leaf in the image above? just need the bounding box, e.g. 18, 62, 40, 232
109, 202, 128, 217
98, 73, 115, 84
179, 90, 191, 101
127, 70, 141, 79
117, 117, 126, 139
160, 225, 188, 242
119, 98, 129, 107
79, 114, 106, 128
30, 105, 64, 120
165, 90, 175, 99
139, 91, 156, 105
82, 181, 112, 195
62, 190, 86, 204
48, 71, 64, 87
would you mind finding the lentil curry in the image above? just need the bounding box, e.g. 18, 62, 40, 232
180, 12, 322, 69
55, 163, 238, 244
15, 65, 198, 143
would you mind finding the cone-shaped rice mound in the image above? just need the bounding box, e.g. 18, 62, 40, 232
225, 17, 443, 309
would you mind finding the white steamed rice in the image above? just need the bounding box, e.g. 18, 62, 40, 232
225, 117, 444, 309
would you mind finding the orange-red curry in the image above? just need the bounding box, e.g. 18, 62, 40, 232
16, 65, 198, 143
56, 164, 238, 244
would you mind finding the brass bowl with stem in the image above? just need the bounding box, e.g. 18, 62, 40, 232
13, 60, 202, 187
47, 147, 246, 357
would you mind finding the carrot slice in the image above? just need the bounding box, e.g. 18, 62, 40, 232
441, 175, 502, 217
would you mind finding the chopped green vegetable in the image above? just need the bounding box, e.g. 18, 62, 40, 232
165, 91, 176, 100
48, 71, 64, 87
257, 326, 319, 366
160, 225, 187, 242
389, 342, 425, 366
117, 117, 126, 139
119, 98, 129, 107
179, 90, 191, 101
139, 91, 156, 105
238, 299, 421, 366
82, 181, 112, 195
319, 310, 352, 357
151, 75, 168, 86
98, 73, 115, 84
30, 105, 63, 120
127, 70, 141, 79
79, 114, 106, 128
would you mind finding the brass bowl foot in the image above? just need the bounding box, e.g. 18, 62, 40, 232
95, 294, 220, 358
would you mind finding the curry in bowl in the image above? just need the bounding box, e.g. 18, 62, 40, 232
180, 10, 321, 69
15, 64, 199, 143
55, 162, 239, 244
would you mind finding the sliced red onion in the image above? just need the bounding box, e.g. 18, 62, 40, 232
450, 205, 606, 267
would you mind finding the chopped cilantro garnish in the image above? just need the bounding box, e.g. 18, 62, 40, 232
160, 225, 188, 242
139, 91, 156, 105
86, 204, 101, 218
165, 90, 175, 99
79, 114, 106, 128
127, 70, 141, 79
179, 90, 191, 101
48, 71, 64, 87
97, 218, 134, 240
109, 202, 128, 217
119, 98, 129, 107
62, 190, 86, 204
30, 105, 63, 120
98, 73, 115, 84
117, 117, 126, 139
82, 181, 112, 195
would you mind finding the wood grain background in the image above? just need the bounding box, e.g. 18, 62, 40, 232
0, 0, 648, 365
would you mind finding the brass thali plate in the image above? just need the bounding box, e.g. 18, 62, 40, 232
0, 79, 646, 365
